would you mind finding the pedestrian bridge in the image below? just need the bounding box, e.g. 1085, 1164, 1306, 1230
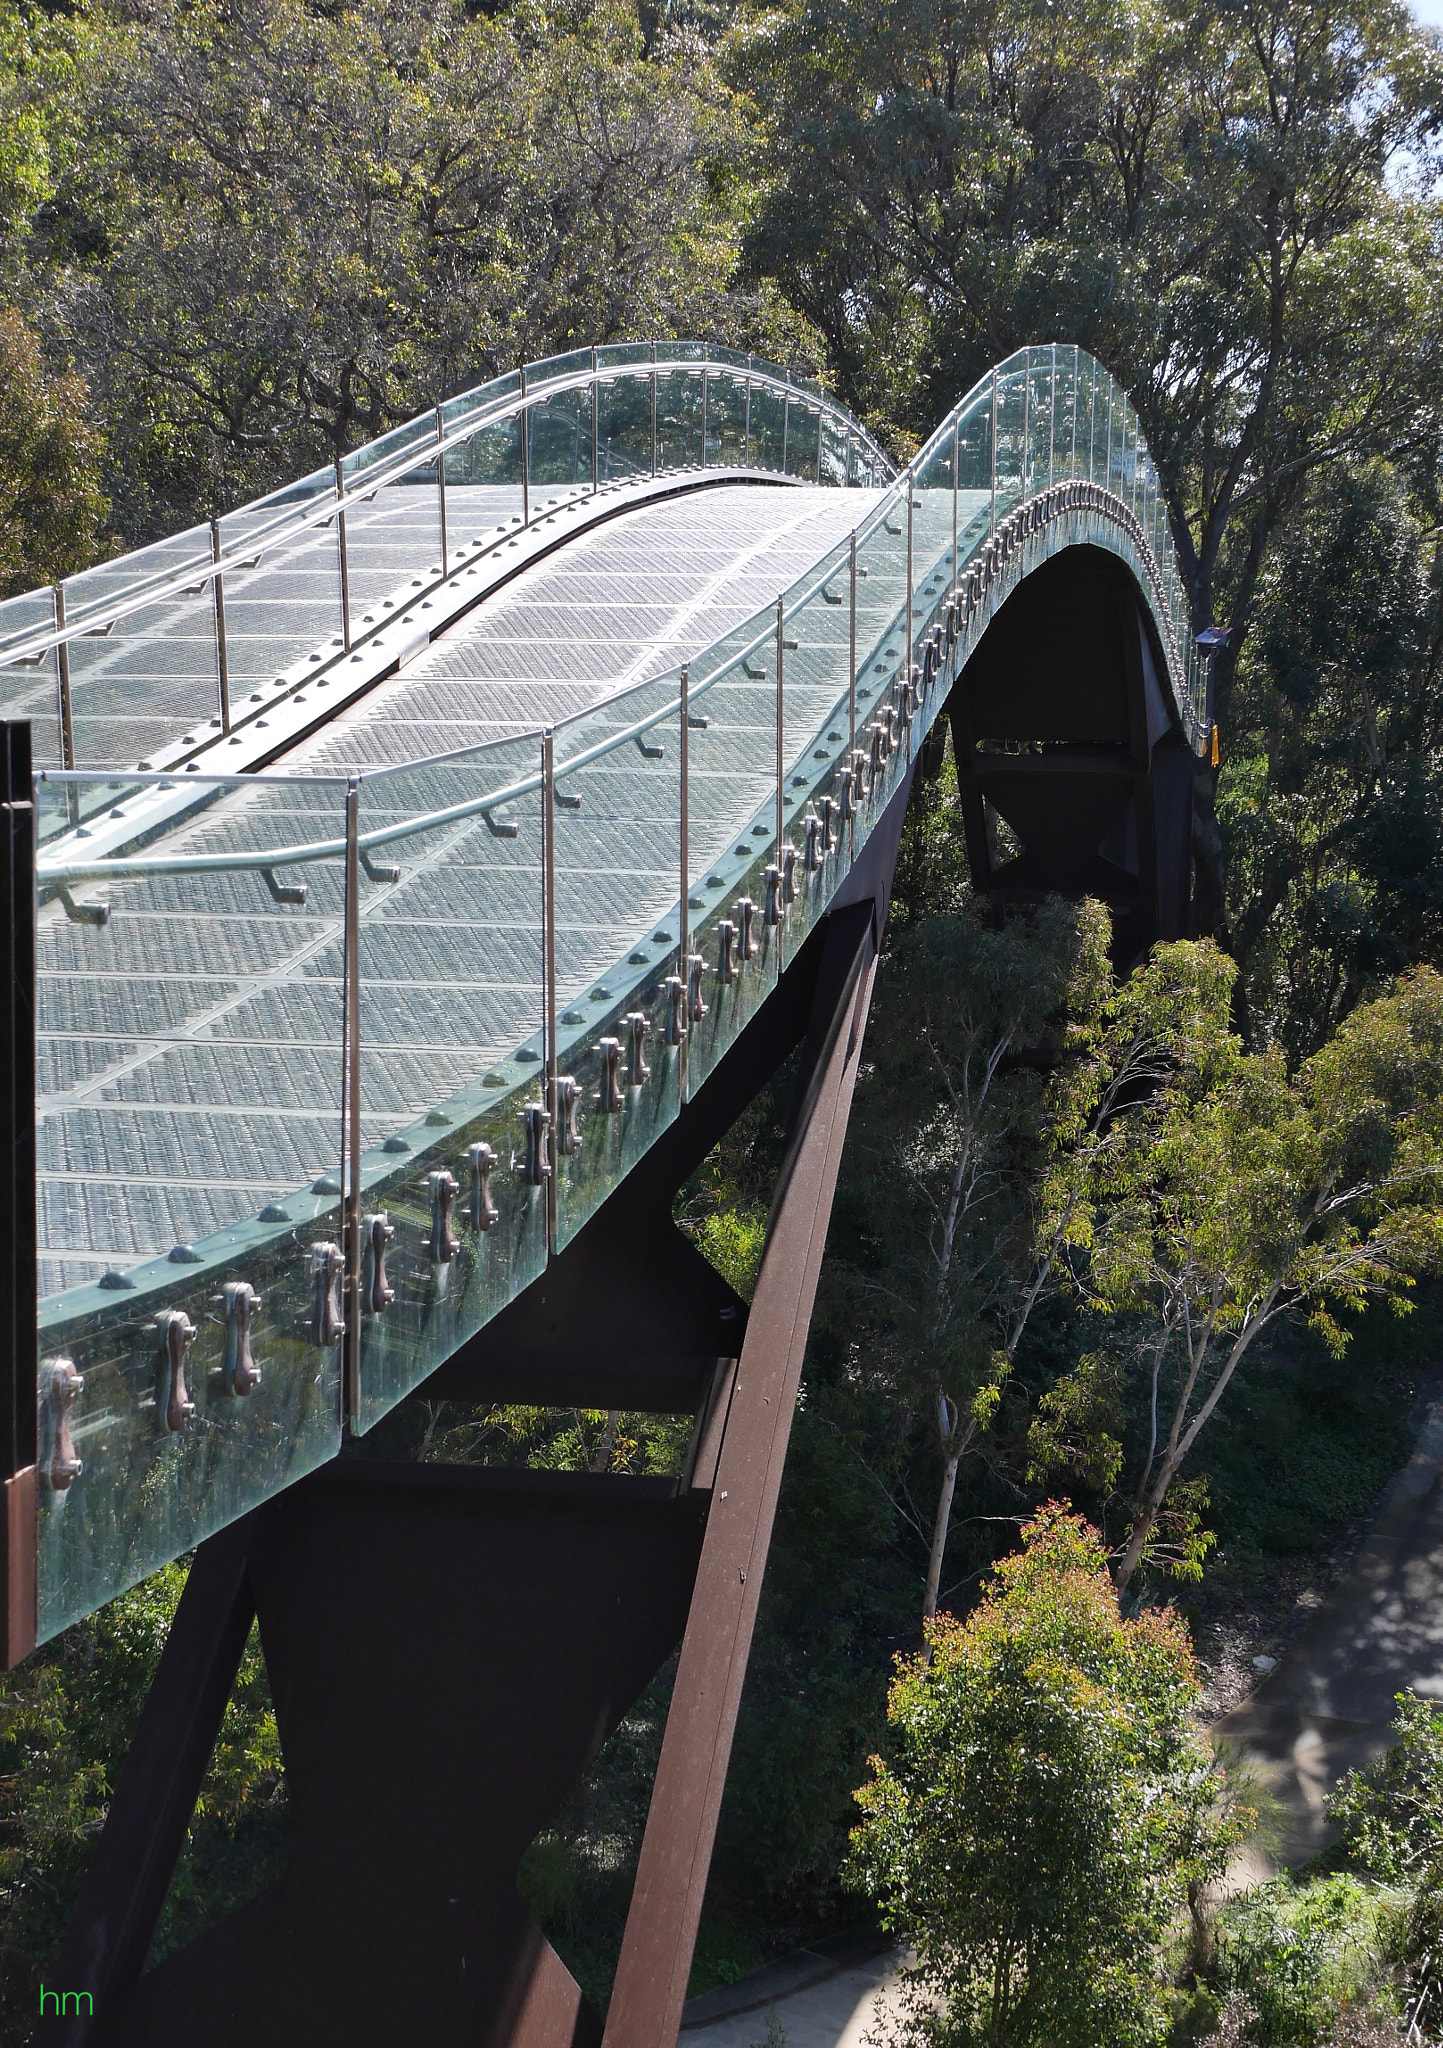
0, 344, 1204, 1656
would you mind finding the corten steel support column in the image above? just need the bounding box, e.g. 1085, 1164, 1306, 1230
602, 890, 887, 2048
0, 721, 36, 1666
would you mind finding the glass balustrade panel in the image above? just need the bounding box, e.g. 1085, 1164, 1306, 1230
449, 417, 526, 547
0, 588, 63, 771
34, 770, 352, 1639
994, 361, 1027, 522
528, 387, 596, 512
682, 634, 786, 1099
773, 560, 851, 964
748, 382, 785, 473
550, 673, 682, 1248
339, 452, 445, 628
215, 472, 348, 713
595, 343, 654, 371
597, 373, 654, 481
954, 387, 995, 563
349, 732, 548, 1430
654, 369, 704, 474
705, 371, 747, 468
783, 401, 822, 483
62, 530, 222, 771
851, 494, 910, 850
441, 369, 519, 433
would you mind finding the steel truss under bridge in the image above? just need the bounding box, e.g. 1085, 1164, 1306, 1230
0, 341, 1207, 2047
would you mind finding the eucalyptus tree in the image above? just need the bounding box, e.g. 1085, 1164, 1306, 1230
831, 891, 1113, 1622
848, 1506, 1239, 2048
736, 0, 1443, 924
4, 0, 787, 527
1031, 947, 1443, 1594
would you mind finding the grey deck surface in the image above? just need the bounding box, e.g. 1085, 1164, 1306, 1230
36, 484, 896, 1299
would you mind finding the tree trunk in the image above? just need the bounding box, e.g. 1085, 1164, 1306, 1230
923, 1445, 963, 1621
1113, 1470, 1169, 1596
591, 1410, 618, 1474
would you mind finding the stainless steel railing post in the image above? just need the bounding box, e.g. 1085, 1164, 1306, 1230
520, 363, 531, 527
700, 357, 708, 468
334, 460, 352, 652
340, 776, 361, 1422
815, 405, 824, 480
848, 532, 857, 860
53, 585, 75, 774
990, 369, 998, 534
542, 725, 557, 1253
1048, 342, 1056, 493
781, 375, 790, 473
905, 467, 915, 761
951, 418, 959, 604
210, 519, 231, 733
435, 406, 449, 568
678, 661, 690, 1104
774, 596, 785, 969
744, 367, 752, 466
591, 346, 599, 494
1021, 353, 1031, 500
649, 343, 657, 476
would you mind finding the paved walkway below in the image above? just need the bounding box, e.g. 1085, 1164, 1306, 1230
1214, 1391, 1443, 1871
680, 1938, 907, 2047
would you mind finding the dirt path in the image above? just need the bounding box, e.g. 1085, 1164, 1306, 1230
1213, 1392, 1443, 1871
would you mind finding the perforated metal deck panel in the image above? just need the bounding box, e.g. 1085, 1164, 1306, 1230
287, 486, 879, 768
35, 486, 879, 1298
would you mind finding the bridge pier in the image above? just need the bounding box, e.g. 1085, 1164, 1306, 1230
42, 779, 913, 2048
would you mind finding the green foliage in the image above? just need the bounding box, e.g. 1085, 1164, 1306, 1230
0, 0, 813, 533
1222, 463, 1443, 1058
0, 307, 107, 595
0, 1563, 283, 2043
1209, 1876, 1406, 2048
848, 1506, 1242, 2048
1031, 948, 1443, 1592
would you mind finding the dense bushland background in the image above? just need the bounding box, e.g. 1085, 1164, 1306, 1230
6, 0, 1443, 2038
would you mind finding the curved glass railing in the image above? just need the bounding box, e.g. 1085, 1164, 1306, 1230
26, 343, 1201, 1642
0, 344, 896, 797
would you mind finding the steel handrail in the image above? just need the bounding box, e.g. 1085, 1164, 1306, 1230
1, 352, 894, 671
37, 483, 1181, 886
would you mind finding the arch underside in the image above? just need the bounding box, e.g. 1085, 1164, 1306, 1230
947, 540, 1196, 961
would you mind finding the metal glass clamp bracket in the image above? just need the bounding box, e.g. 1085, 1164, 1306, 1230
596, 1040, 623, 1115
781, 844, 799, 904
310, 1243, 346, 1347
156, 1310, 197, 1432
623, 1012, 651, 1085
686, 954, 709, 1024
716, 920, 738, 985
362, 1216, 395, 1312
735, 897, 757, 960
763, 865, 782, 926
520, 1104, 552, 1185
425, 1171, 461, 1262
556, 1076, 583, 1156
467, 1142, 500, 1226
802, 809, 824, 872
665, 975, 688, 1045
40, 1359, 84, 1491
222, 1281, 263, 1393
